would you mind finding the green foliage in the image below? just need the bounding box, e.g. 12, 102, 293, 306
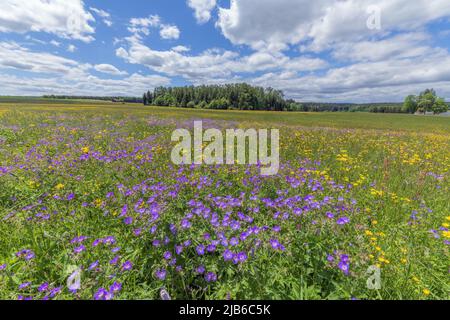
403, 95, 418, 114
145, 83, 287, 111
432, 98, 449, 115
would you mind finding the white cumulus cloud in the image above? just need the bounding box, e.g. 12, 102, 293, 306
160, 25, 180, 40
94, 64, 128, 76
187, 0, 217, 24
0, 0, 95, 42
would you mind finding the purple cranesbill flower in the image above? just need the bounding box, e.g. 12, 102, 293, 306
169, 224, 177, 235
327, 255, 334, 262
196, 265, 206, 274
16, 249, 35, 260
337, 217, 350, 225
206, 244, 217, 253
237, 252, 248, 263
88, 260, 99, 271
110, 255, 120, 266
163, 251, 172, 260
0, 264, 6, 271
155, 269, 167, 280
111, 247, 121, 253
38, 282, 49, 292
223, 250, 234, 262
105, 290, 115, 300
338, 261, 350, 275
67, 193, 75, 201
152, 239, 161, 247
92, 239, 102, 247
169, 258, 177, 266
150, 225, 158, 234
123, 217, 133, 225
175, 245, 183, 255
203, 233, 211, 240
133, 228, 142, 237
94, 288, 109, 300
121, 261, 133, 272
326, 212, 335, 219
19, 282, 31, 290
270, 239, 281, 250
205, 272, 217, 283
73, 245, 86, 254
71, 236, 88, 244
196, 245, 205, 256
230, 221, 241, 231
103, 236, 116, 245
229, 237, 239, 246
183, 240, 192, 247
110, 282, 122, 294
272, 226, 281, 233
49, 287, 62, 298
120, 204, 128, 217
181, 219, 191, 229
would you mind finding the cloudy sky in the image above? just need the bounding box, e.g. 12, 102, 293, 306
1, 0, 450, 102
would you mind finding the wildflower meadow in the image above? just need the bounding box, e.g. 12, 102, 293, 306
0, 104, 449, 300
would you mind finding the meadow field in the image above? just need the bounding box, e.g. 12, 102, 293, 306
0, 102, 449, 300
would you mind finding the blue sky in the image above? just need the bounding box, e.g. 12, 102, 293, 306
0, 0, 450, 102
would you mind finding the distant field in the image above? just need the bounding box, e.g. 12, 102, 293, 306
0, 101, 448, 300
0, 102, 449, 133
0, 97, 116, 105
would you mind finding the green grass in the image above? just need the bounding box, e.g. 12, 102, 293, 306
1, 102, 449, 133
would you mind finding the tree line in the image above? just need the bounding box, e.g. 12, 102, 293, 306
143, 84, 288, 111
42, 95, 142, 103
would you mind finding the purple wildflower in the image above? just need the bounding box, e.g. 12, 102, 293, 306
205, 272, 217, 283
337, 217, 350, 225
94, 288, 109, 300
19, 282, 31, 290
196, 265, 206, 274
196, 245, 205, 256
88, 260, 99, 271
121, 261, 133, 272
73, 245, 86, 254
155, 269, 167, 280
110, 282, 122, 293
163, 251, 172, 260
123, 217, 133, 225
223, 250, 234, 262
38, 282, 49, 292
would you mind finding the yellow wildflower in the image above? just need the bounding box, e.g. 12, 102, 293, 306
55, 183, 65, 190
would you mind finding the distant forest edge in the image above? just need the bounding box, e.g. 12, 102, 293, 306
35, 83, 449, 114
